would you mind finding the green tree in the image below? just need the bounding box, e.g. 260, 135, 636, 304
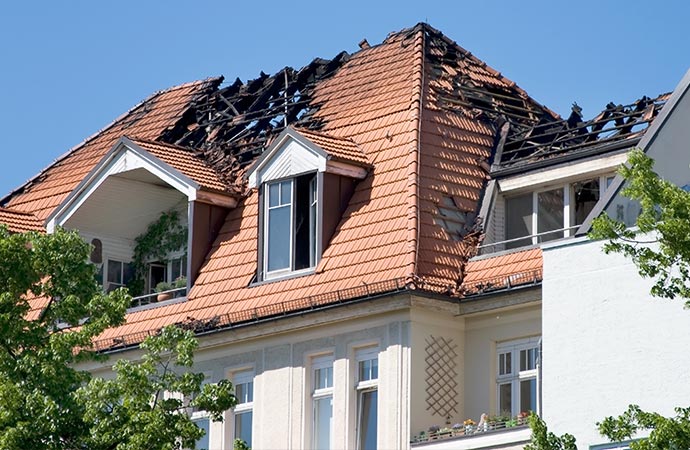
524, 413, 577, 450
590, 148, 690, 304
590, 149, 690, 449
0, 226, 234, 449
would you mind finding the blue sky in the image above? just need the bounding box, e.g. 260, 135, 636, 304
1, 1, 688, 197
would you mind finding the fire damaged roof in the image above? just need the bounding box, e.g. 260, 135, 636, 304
0, 23, 666, 349
494, 92, 671, 173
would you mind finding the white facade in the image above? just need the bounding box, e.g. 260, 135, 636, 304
542, 237, 690, 448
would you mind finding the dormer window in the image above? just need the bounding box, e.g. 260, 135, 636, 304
247, 127, 371, 282
265, 173, 318, 277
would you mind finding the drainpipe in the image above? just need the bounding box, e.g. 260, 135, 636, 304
537, 337, 543, 417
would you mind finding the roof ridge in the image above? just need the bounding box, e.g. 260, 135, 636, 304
1, 77, 223, 208
405, 26, 426, 281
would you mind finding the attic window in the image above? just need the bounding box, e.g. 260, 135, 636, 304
433, 196, 475, 241
264, 173, 318, 278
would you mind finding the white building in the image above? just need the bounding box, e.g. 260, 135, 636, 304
1, 22, 687, 450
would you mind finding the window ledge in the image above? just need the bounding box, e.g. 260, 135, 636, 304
251, 268, 316, 287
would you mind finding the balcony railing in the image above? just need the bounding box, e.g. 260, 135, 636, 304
411, 414, 530, 446
478, 225, 581, 255
129, 287, 187, 309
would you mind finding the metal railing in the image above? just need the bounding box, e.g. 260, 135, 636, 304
478, 225, 581, 254
129, 287, 187, 309
411, 414, 530, 445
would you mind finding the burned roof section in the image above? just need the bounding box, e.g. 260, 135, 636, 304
157, 52, 351, 182
494, 92, 671, 172
421, 24, 559, 142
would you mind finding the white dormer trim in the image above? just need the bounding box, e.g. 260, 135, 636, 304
247, 127, 367, 188
47, 137, 202, 233
498, 151, 628, 194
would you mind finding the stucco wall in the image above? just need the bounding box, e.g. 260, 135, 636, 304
542, 238, 690, 448
464, 304, 541, 422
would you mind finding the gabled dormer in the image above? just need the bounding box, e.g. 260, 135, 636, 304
246, 126, 371, 281
45, 136, 236, 308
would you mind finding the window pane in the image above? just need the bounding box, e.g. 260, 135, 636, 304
235, 411, 252, 448
499, 383, 512, 416
269, 182, 280, 207
314, 396, 332, 449
107, 260, 122, 284
194, 417, 210, 450
572, 179, 600, 226
359, 390, 378, 450
236, 381, 253, 404
520, 378, 537, 413
537, 188, 564, 242
505, 193, 533, 249
359, 358, 378, 382
315, 366, 333, 390
520, 348, 538, 371
281, 181, 292, 204
499, 352, 512, 375
267, 204, 291, 272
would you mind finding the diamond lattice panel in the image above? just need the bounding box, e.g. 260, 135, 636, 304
424, 335, 458, 418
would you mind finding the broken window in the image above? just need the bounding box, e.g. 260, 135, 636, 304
572, 178, 600, 226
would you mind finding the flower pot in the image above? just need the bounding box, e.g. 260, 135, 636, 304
157, 292, 172, 302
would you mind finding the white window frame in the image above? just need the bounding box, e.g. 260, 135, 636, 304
496, 337, 540, 417
105, 258, 133, 292
355, 347, 379, 450
189, 373, 212, 450
504, 174, 613, 246
231, 370, 254, 449
261, 172, 320, 281
312, 354, 334, 450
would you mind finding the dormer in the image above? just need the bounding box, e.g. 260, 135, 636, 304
481, 152, 624, 253
45, 136, 236, 308
247, 127, 370, 281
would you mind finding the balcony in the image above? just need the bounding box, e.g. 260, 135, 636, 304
411, 415, 531, 449
129, 286, 187, 310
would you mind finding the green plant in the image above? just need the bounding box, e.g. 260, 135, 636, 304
173, 275, 187, 289
155, 281, 174, 293
130, 210, 188, 296
234, 438, 251, 450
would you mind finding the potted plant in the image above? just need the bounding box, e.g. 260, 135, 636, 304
463, 418, 476, 435
155, 281, 174, 301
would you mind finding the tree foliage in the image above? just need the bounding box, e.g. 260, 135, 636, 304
590, 149, 690, 304
0, 226, 234, 450
525, 413, 577, 450
598, 405, 690, 450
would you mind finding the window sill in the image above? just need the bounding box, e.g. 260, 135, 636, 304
251, 267, 316, 287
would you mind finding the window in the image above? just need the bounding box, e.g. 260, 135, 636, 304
504, 175, 612, 249
496, 337, 540, 417
263, 173, 318, 279
312, 355, 334, 449
106, 259, 133, 292
232, 370, 254, 449
356, 348, 378, 450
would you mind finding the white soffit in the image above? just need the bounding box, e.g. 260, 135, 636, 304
247, 127, 368, 188
46, 137, 200, 232
498, 151, 628, 193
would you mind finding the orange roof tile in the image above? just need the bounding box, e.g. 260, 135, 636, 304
292, 127, 371, 167
0, 207, 44, 233
461, 248, 543, 295
5, 24, 557, 349
2, 78, 222, 220
127, 137, 230, 193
